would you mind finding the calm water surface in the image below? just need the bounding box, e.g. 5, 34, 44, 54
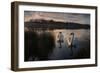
35, 29, 90, 60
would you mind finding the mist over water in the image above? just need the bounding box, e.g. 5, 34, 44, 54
49, 29, 90, 59
24, 28, 90, 61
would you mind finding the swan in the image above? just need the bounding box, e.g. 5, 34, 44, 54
67, 33, 74, 48
66, 32, 75, 55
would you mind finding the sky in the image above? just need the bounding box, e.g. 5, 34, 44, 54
24, 11, 90, 24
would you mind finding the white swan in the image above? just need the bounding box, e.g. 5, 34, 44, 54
67, 33, 74, 48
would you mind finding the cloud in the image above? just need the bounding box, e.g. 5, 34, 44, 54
24, 11, 90, 24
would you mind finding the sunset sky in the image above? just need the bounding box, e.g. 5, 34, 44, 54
24, 11, 90, 24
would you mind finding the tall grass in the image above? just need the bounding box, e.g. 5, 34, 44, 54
24, 31, 55, 61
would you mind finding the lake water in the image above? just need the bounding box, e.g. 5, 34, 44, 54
24, 29, 90, 61
47, 29, 90, 60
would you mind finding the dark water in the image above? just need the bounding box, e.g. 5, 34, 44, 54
24, 29, 90, 61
